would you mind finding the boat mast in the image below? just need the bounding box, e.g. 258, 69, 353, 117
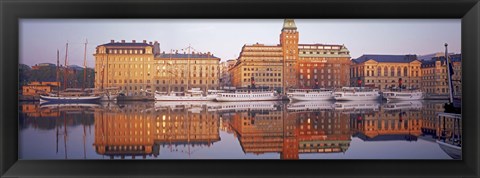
444, 43, 454, 104
83, 39, 88, 91
64, 43, 69, 91
56, 49, 60, 95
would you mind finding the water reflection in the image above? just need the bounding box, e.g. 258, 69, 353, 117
18, 100, 460, 159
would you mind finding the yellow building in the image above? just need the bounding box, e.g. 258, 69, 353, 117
230, 44, 284, 88
421, 54, 462, 95
351, 55, 422, 90
22, 81, 60, 96
94, 40, 221, 96
154, 52, 220, 92
94, 40, 156, 96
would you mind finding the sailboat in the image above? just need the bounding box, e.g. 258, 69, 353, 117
435, 43, 462, 159
40, 41, 101, 103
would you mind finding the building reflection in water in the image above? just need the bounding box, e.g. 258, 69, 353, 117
18, 100, 461, 159
93, 102, 220, 159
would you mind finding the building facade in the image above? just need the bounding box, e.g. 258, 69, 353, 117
153, 52, 220, 93
298, 44, 351, 88
94, 40, 156, 96
350, 55, 422, 90
230, 44, 284, 89
420, 54, 462, 95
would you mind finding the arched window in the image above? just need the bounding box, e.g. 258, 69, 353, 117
384, 67, 388, 76
390, 66, 395, 77
377, 67, 381, 76
397, 67, 401, 76
404, 67, 408, 77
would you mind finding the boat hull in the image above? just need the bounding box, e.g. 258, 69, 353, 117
155, 94, 215, 101
39, 95, 102, 103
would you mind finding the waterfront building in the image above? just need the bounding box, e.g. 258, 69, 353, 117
94, 40, 156, 96
420, 54, 462, 96
153, 51, 221, 92
230, 44, 284, 89
350, 55, 422, 90
298, 44, 351, 88
229, 19, 351, 91
22, 81, 60, 96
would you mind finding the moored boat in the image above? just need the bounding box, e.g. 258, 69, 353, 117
334, 87, 380, 101
382, 89, 424, 101
39, 94, 102, 103
154, 88, 214, 101
287, 89, 334, 101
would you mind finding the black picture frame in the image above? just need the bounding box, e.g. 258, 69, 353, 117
1, 0, 479, 177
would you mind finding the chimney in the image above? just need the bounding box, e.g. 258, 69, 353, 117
149, 42, 152, 45
132, 40, 136, 43
153, 41, 160, 56
110, 40, 115, 43
121, 40, 125, 43
143, 40, 147, 43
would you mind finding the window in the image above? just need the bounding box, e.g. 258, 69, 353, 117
377, 67, 381, 76
404, 67, 408, 77
384, 67, 388, 76
390, 66, 395, 77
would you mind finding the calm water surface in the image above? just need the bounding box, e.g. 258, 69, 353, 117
18, 100, 461, 160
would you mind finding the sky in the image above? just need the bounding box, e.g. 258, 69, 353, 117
20, 19, 461, 68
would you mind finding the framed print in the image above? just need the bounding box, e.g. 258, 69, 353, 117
1, 0, 479, 177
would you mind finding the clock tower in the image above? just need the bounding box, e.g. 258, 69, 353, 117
280, 19, 299, 93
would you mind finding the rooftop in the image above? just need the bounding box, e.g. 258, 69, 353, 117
353, 54, 418, 63
155, 53, 220, 59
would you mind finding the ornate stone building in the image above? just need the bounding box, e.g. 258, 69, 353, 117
154, 52, 221, 93
94, 40, 156, 96
230, 44, 283, 89
350, 54, 422, 90
298, 44, 351, 88
420, 54, 462, 95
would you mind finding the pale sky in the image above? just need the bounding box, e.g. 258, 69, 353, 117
20, 19, 461, 67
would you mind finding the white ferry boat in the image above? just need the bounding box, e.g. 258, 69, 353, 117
382, 88, 424, 101
334, 87, 380, 101
154, 88, 216, 101
287, 100, 335, 112
287, 89, 334, 101
215, 90, 281, 102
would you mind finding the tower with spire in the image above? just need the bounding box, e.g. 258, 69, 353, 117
280, 19, 300, 93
